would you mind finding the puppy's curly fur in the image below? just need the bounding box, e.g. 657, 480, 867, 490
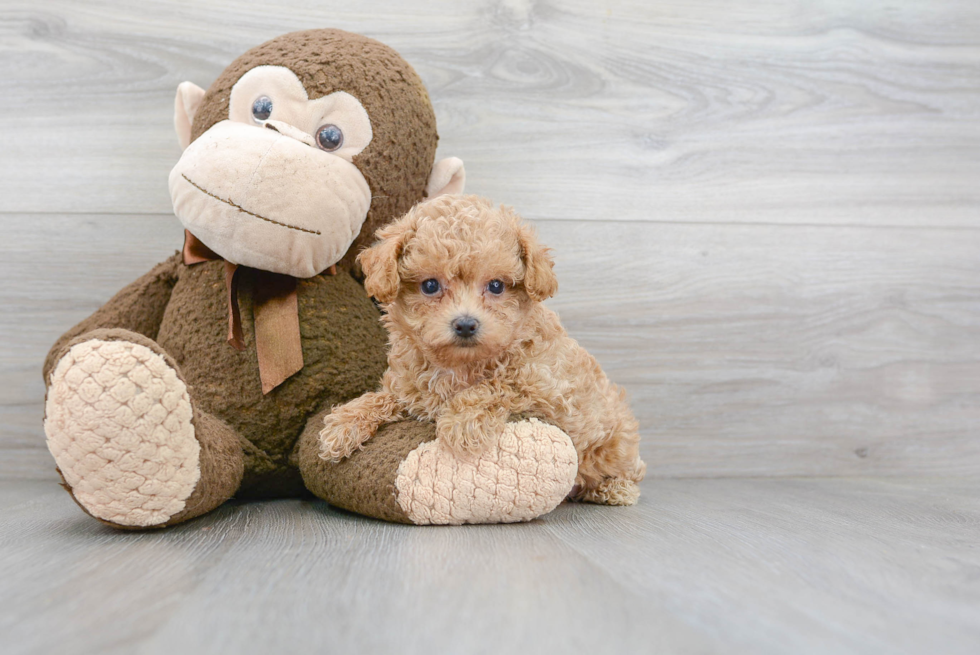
319, 195, 646, 505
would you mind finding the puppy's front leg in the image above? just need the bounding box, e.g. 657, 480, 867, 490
319, 389, 403, 462
436, 385, 510, 457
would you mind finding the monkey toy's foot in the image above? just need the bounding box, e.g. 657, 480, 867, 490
301, 416, 579, 525
394, 419, 579, 525
44, 337, 201, 527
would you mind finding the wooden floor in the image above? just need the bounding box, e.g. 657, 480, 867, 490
2, 477, 978, 655
1, 1, 978, 653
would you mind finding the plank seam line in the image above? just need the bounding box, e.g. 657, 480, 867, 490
2, 212, 979, 232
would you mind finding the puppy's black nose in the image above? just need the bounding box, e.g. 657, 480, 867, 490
452, 316, 480, 339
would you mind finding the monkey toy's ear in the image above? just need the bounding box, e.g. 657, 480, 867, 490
358, 214, 419, 303
425, 157, 466, 198
174, 82, 207, 150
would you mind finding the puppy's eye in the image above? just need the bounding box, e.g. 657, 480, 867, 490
487, 279, 505, 295
420, 279, 441, 296
252, 96, 273, 122
316, 124, 344, 151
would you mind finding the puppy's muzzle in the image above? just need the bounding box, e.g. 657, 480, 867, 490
451, 315, 480, 341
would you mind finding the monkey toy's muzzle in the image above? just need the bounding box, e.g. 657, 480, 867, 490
169, 119, 372, 278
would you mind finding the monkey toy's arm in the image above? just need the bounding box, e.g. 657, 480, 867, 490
42, 253, 181, 384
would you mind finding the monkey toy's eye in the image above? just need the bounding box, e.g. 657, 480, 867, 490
487, 279, 505, 295
316, 124, 344, 151
420, 279, 441, 296
251, 96, 273, 122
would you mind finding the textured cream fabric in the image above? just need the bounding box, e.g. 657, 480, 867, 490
425, 156, 466, 198
394, 419, 578, 525
174, 81, 206, 150
44, 340, 200, 527
169, 119, 372, 278
227, 66, 374, 162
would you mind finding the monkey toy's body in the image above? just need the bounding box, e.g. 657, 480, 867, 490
45, 257, 392, 524
42, 30, 578, 528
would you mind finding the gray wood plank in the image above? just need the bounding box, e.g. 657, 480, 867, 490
1, 0, 978, 226
540, 477, 980, 655
3, 214, 977, 479
543, 219, 980, 477
1, 477, 977, 655
3, 3, 978, 654
0, 215, 185, 481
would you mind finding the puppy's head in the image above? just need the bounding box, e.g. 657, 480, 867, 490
358, 194, 557, 367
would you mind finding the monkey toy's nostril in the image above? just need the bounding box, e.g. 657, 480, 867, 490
452, 316, 480, 339
264, 120, 317, 148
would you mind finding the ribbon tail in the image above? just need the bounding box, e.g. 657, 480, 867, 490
183, 229, 221, 265
190, 230, 303, 394
253, 272, 304, 394
224, 262, 246, 352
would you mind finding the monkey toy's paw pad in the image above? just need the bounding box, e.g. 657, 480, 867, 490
44, 339, 200, 527
394, 418, 578, 525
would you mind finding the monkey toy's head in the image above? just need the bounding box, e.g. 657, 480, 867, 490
169, 29, 464, 278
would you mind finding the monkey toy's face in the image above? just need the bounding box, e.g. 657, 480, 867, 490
167, 30, 464, 279
170, 66, 375, 277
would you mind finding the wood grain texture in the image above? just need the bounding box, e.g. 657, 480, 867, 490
544, 219, 980, 477
2, 3, 979, 652
1, 0, 978, 225
1, 477, 977, 655
0, 215, 185, 480
2, 215, 977, 479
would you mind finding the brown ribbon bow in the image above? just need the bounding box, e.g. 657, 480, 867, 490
182, 230, 330, 394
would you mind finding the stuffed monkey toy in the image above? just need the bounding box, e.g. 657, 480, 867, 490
42, 29, 577, 528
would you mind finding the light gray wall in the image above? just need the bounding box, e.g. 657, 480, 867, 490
2, 0, 978, 479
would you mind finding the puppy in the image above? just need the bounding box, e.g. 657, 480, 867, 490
319, 195, 646, 505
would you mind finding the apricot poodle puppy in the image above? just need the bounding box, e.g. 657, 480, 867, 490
319, 195, 646, 505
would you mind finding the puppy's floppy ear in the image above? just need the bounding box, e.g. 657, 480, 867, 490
358, 215, 418, 303
517, 222, 558, 301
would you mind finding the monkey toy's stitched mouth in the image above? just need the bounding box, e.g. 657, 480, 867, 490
181, 173, 322, 236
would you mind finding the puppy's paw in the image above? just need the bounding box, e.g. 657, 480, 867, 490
318, 413, 376, 462
435, 411, 500, 458
573, 478, 641, 506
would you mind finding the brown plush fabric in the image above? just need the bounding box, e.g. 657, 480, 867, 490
42, 255, 181, 384
164, 408, 245, 527
44, 265, 388, 515
154, 261, 389, 497
55, 327, 180, 373
42, 30, 440, 526
190, 29, 439, 272
297, 414, 437, 524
